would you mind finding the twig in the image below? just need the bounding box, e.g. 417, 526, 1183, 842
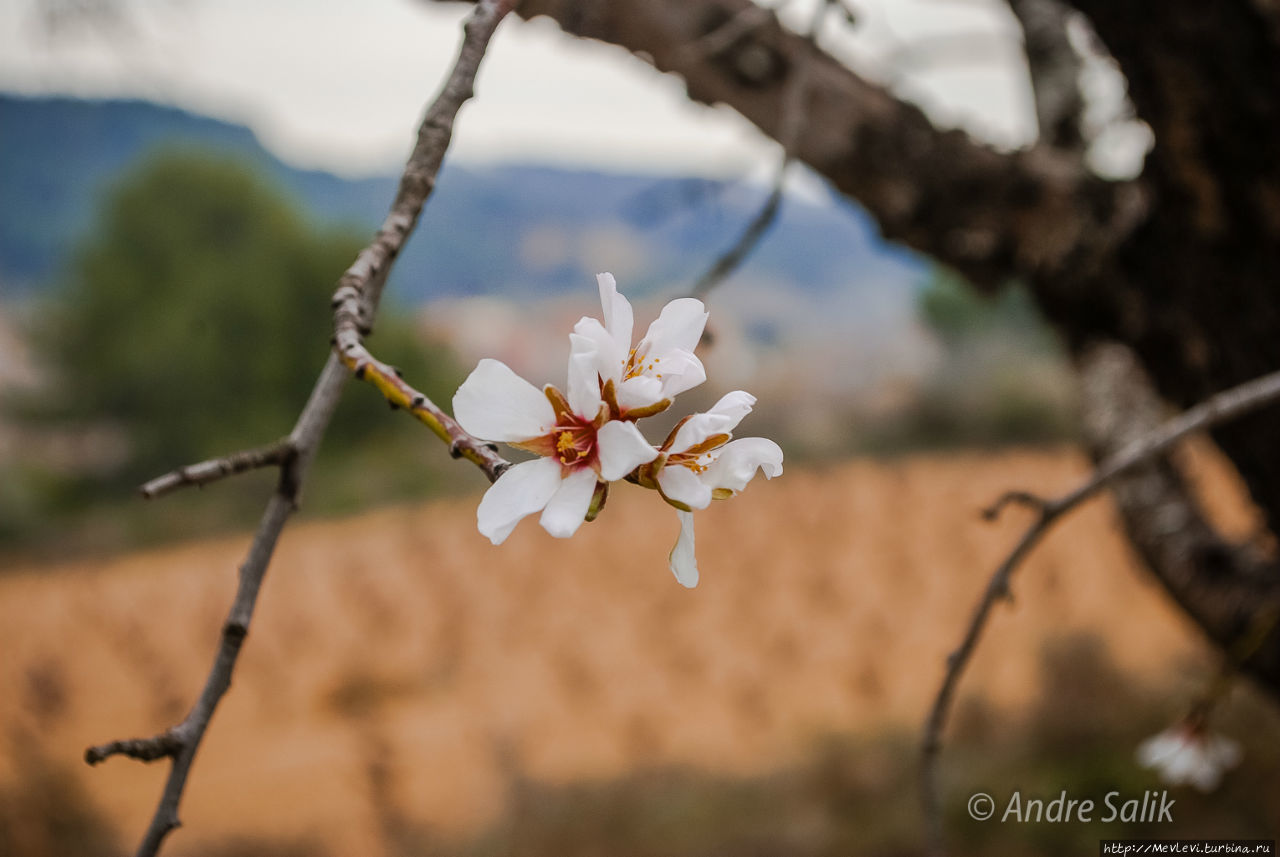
138, 438, 296, 499
84, 4, 513, 856
338, 343, 509, 482
1008, 0, 1086, 152
920, 363, 1280, 857
689, 0, 831, 299
677, 0, 783, 65
690, 175, 786, 298
329, 0, 513, 479
85, 732, 182, 764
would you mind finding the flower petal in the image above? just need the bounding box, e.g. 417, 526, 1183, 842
640, 297, 707, 358
596, 420, 658, 481
668, 392, 756, 453
616, 375, 666, 412
573, 316, 626, 385
1165, 745, 1207, 788
476, 457, 562, 545
566, 333, 604, 419
655, 347, 706, 399
668, 510, 700, 588
1188, 761, 1224, 793
539, 467, 598, 539
703, 437, 784, 494
708, 390, 757, 426
658, 464, 713, 510
597, 273, 634, 353
454, 359, 555, 442
1136, 732, 1182, 768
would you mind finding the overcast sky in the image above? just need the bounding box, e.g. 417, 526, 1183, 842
1, 0, 1041, 178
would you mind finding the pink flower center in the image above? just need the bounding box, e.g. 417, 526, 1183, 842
553, 418, 597, 467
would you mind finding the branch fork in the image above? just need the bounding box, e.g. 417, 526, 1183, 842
921, 360, 1280, 856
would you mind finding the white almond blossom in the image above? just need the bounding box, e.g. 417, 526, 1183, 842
573, 272, 709, 416
453, 334, 657, 545
453, 272, 783, 586
642, 391, 784, 587
1135, 720, 1241, 792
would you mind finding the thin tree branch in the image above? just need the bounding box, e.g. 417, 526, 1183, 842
691, 174, 785, 297
85, 732, 182, 765
338, 343, 509, 482
920, 360, 1280, 857
83, 4, 513, 856
690, 0, 831, 299
137, 437, 296, 499
677, 0, 782, 65
1007, 0, 1086, 152
507, 0, 1146, 292
1076, 343, 1280, 692
329, 1, 513, 480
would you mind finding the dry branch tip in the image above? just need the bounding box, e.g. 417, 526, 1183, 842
85, 731, 183, 766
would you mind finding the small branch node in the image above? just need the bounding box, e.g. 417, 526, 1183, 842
981, 490, 1049, 521
222, 620, 249, 644
85, 730, 183, 766
139, 438, 296, 499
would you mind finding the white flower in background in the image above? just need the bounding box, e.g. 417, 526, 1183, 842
1136, 720, 1241, 792
453, 334, 657, 545
573, 273, 709, 416
641, 391, 784, 588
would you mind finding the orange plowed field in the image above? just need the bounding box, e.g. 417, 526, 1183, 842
0, 447, 1255, 854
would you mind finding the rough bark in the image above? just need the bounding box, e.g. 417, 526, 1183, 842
1063, 0, 1280, 534
1079, 344, 1280, 693
513, 0, 1147, 292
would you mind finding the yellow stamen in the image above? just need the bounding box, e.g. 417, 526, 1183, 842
555, 429, 591, 463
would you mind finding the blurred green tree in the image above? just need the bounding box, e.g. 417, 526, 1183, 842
918, 268, 1052, 349
29, 150, 457, 490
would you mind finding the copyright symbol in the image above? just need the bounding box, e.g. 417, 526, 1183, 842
967, 792, 995, 821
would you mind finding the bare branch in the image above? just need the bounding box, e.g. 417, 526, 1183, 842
1077, 343, 1280, 689
1008, 0, 1086, 151
511, 0, 1146, 291
980, 489, 1049, 520
138, 438, 296, 499
676, 0, 780, 64
690, 0, 831, 299
920, 358, 1280, 856
691, 175, 785, 297
84, 4, 514, 855
85, 731, 182, 765
330, 2, 514, 481
339, 342, 509, 482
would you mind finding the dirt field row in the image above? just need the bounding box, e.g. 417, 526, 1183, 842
0, 447, 1254, 855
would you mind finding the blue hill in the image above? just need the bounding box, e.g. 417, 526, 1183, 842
0, 94, 924, 304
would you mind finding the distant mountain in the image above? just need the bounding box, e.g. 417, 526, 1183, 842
0, 94, 924, 304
